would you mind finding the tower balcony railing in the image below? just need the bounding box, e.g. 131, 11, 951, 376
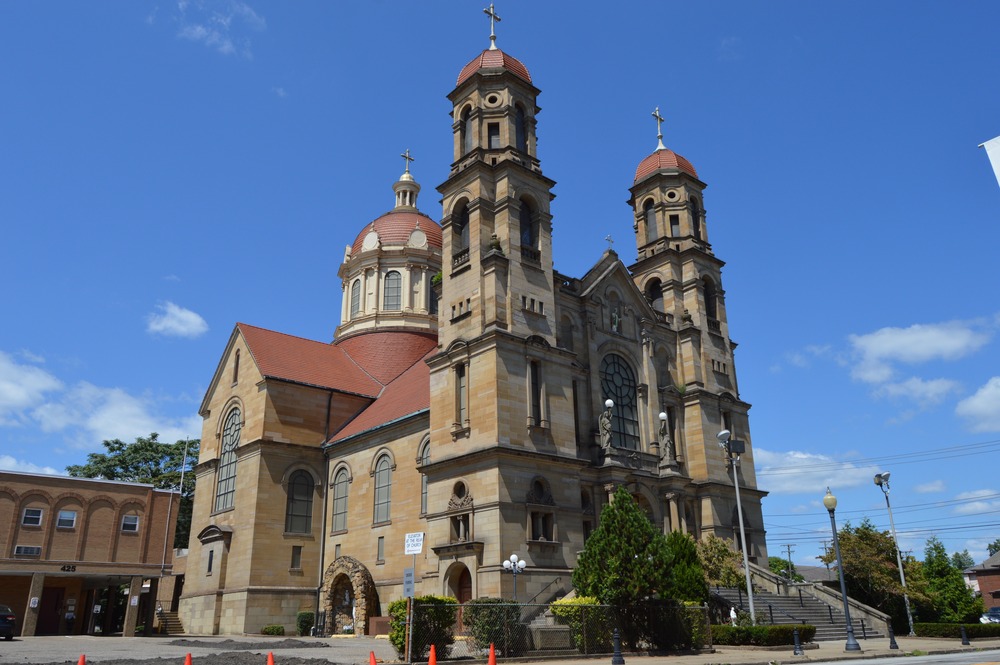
520, 246, 540, 263
707, 318, 721, 333
452, 248, 470, 269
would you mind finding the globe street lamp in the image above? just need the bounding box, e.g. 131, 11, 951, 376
823, 488, 861, 651
718, 429, 755, 624
874, 471, 915, 636
503, 553, 527, 601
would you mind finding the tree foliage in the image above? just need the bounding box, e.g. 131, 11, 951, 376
950, 550, 974, 570
66, 433, 199, 548
768, 556, 803, 582
697, 533, 744, 588
922, 537, 982, 623
662, 531, 708, 603
988, 538, 1000, 557
573, 487, 671, 604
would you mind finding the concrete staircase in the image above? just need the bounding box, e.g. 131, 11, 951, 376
155, 610, 185, 635
713, 587, 885, 642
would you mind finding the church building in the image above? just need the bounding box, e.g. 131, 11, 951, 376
179, 9, 767, 636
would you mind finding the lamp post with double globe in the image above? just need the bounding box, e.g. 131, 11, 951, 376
503, 554, 527, 601
823, 488, 861, 651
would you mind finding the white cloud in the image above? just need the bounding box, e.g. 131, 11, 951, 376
953, 489, 1000, 516
874, 377, 961, 406
752, 448, 879, 495
146, 301, 209, 338
914, 479, 945, 493
176, 0, 265, 58
0, 455, 61, 475
956, 377, 1000, 432
271, 86, 287, 98
849, 321, 990, 384
0, 351, 63, 426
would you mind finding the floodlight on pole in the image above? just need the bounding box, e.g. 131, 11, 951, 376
718, 429, 755, 624
874, 471, 915, 636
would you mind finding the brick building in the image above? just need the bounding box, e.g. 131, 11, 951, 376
180, 12, 767, 636
0, 471, 178, 637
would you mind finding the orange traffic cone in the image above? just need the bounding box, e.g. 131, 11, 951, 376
369, 651, 377, 665
77, 655, 86, 665
488, 643, 496, 665
428, 644, 437, 665
183, 654, 192, 665
266, 653, 275, 665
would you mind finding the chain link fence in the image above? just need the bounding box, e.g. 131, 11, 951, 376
406, 600, 710, 662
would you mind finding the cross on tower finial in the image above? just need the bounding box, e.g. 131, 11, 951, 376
484, 3, 501, 50
401, 148, 415, 174
605, 234, 614, 250
652, 106, 666, 151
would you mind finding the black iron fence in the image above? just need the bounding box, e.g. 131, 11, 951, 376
405, 600, 710, 662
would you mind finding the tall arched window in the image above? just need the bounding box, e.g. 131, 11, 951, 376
373, 455, 392, 523
350, 279, 361, 317
519, 200, 536, 249
384, 271, 402, 310
529, 360, 543, 425
599, 354, 640, 449
214, 408, 241, 512
703, 277, 718, 320
418, 442, 430, 515
332, 468, 349, 532
285, 470, 313, 533
646, 279, 664, 313
454, 204, 470, 253
461, 107, 474, 155
644, 199, 657, 242
690, 197, 702, 240
232, 349, 240, 384
515, 104, 527, 153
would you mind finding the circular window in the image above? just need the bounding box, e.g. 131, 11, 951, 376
453, 482, 467, 499
666, 189, 678, 201
486, 94, 500, 106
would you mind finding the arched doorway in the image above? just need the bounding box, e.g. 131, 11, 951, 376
322, 556, 378, 636
446, 563, 473, 632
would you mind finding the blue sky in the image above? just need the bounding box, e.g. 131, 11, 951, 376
2, 2, 999, 567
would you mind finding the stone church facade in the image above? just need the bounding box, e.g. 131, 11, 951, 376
179, 15, 767, 637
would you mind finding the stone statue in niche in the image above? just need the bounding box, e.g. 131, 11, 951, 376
659, 416, 676, 465
599, 405, 613, 450
610, 308, 621, 333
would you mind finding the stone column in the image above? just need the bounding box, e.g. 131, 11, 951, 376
20, 573, 45, 637
122, 576, 144, 637
664, 493, 679, 534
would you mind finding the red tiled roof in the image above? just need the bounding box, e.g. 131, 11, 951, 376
634, 148, 698, 183
335, 331, 437, 385
350, 211, 443, 256
238, 323, 382, 396
329, 348, 434, 443
457, 48, 532, 86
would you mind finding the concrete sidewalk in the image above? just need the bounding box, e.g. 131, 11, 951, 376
0, 634, 998, 665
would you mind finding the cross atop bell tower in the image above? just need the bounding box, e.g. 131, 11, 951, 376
484, 3, 501, 50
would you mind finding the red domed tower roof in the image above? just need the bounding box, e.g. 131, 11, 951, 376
350, 210, 442, 256
634, 148, 699, 183
457, 48, 532, 86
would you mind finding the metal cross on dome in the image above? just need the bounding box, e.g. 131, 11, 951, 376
401, 149, 414, 173
652, 106, 666, 151
484, 4, 501, 50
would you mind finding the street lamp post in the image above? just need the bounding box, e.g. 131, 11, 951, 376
823, 488, 861, 652
874, 471, 915, 637
718, 429, 755, 624
502, 553, 527, 601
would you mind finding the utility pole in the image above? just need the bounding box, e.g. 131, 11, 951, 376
784, 544, 795, 581
821, 540, 831, 579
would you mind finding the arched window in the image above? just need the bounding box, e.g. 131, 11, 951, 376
515, 104, 527, 153
529, 360, 542, 425
384, 271, 402, 310
373, 455, 392, 523
232, 349, 240, 384
350, 279, 361, 317
454, 204, 470, 253
214, 408, 241, 512
519, 201, 536, 249
331, 468, 349, 532
646, 279, 664, 313
461, 107, 474, 155
599, 354, 640, 449
285, 470, 313, 533
690, 196, 702, 240
644, 199, 657, 242
419, 442, 430, 514
703, 277, 718, 319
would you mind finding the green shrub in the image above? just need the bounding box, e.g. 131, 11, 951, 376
296, 611, 315, 637
463, 598, 531, 656
914, 623, 1000, 639
711, 624, 815, 646
261, 624, 285, 636
551, 596, 613, 654
388, 595, 458, 660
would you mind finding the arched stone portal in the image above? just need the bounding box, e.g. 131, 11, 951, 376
322, 556, 378, 636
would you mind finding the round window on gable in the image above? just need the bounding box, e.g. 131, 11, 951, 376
486, 94, 500, 106
666, 189, 678, 201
